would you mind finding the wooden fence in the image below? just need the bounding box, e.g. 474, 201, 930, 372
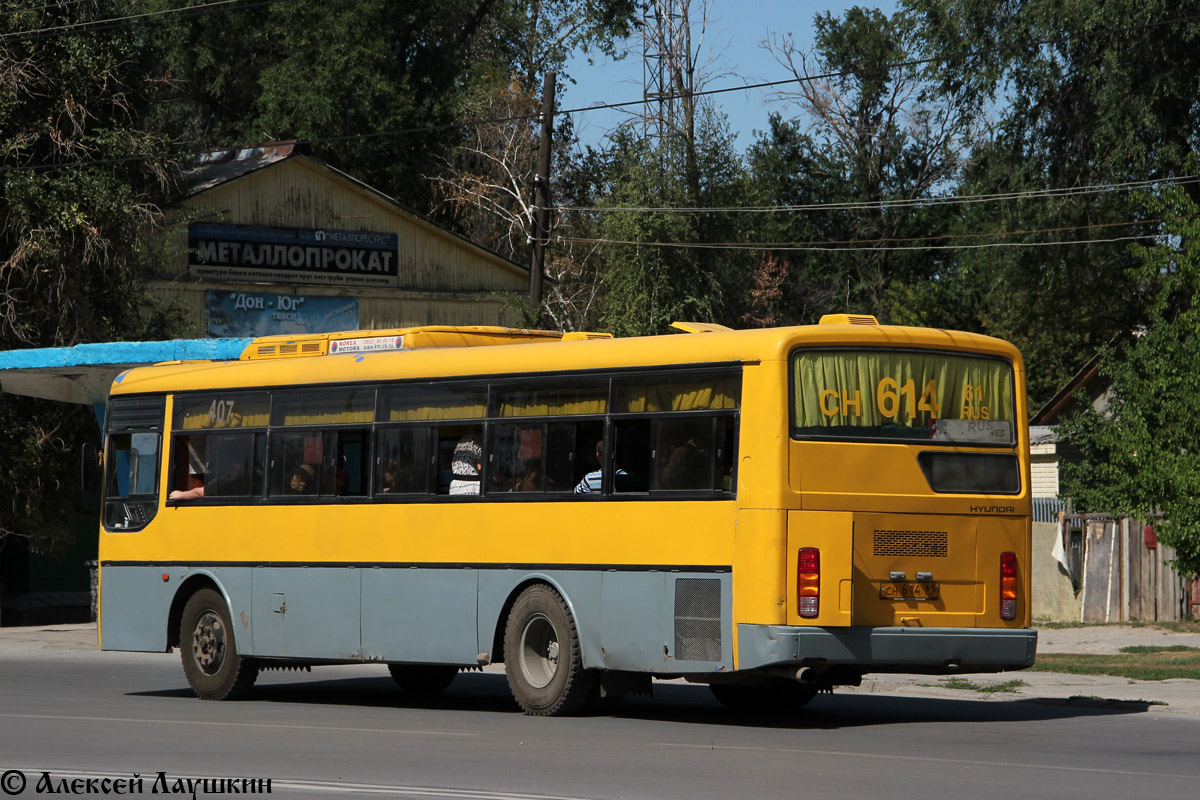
1062, 514, 1192, 623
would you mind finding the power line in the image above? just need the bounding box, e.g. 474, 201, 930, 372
547, 217, 1168, 251
0, 0, 290, 43
556, 12, 1200, 118
552, 232, 1163, 253
555, 177, 1200, 215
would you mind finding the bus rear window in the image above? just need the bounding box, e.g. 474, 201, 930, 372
791, 349, 1015, 444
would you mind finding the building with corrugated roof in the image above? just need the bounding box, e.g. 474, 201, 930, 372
156, 141, 534, 337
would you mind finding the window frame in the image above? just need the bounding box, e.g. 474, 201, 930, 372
788, 346, 1019, 447
164, 363, 742, 507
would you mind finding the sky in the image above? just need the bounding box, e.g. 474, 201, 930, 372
561, 1, 899, 153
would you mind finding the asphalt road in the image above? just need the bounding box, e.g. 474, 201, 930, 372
1, 643, 1198, 799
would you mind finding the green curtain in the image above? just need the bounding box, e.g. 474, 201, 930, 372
793, 351, 1013, 432
275, 390, 375, 426
618, 376, 741, 413
382, 388, 487, 421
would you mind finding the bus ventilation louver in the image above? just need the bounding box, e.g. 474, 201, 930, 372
873, 529, 948, 558
673, 578, 722, 662
256, 345, 276, 356
106, 396, 166, 432
818, 313, 879, 325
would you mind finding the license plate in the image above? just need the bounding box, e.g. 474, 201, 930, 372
879, 581, 940, 600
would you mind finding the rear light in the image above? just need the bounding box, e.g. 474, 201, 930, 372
798, 547, 820, 619
1000, 551, 1017, 620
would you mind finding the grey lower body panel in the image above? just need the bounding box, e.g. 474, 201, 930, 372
737, 624, 1038, 674
100, 563, 734, 674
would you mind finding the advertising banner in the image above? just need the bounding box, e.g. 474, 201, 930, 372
205, 290, 360, 337
189, 223, 399, 288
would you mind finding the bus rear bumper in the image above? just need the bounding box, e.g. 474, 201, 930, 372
736, 624, 1038, 675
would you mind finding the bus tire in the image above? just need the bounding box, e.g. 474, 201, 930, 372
179, 588, 258, 701
388, 664, 459, 694
503, 584, 596, 716
710, 682, 817, 715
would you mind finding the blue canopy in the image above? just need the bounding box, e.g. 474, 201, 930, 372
0, 338, 251, 427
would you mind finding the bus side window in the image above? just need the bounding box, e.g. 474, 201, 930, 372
327, 429, 369, 497
651, 417, 716, 491
434, 424, 483, 495
611, 419, 652, 493
170, 433, 264, 501
269, 431, 322, 496
377, 427, 432, 495
546, 420, 603, 492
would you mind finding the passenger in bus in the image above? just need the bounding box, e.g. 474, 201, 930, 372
514, 458, 543, 492
449, 433, 482, 495
574, 441, 625, 493
289, 463, 316, 494
169, 485, 205, 501
657, 431, 707, 490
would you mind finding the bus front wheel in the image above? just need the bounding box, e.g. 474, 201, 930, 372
179, 588, 259, 701
503, 584, 596, 716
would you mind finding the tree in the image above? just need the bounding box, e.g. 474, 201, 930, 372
747, 7, 970, 325
565, 113, 751, 337
903, 0, 1200, 405
1, 1, 182, 550
151, 0, 637, 224
1059, 184, 1200, 576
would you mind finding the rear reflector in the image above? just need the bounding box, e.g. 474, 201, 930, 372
1000, 551, 1017, 620
798, 547, 820, 619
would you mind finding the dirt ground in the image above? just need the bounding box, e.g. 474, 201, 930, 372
1035, 624, 1200, 655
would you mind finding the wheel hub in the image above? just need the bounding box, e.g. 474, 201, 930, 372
518, 612, 560, 689
191, 611, 226, 676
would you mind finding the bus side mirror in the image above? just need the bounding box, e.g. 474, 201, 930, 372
81, 443, 101, 493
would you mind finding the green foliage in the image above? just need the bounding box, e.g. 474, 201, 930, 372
1, 1, 184, 550
745, 7, 966, 326
1059, 186, 1200, 576
148, 0, 638, 218
567, 116, 753, 336
0, 399, 96, 554
902, 0, 1200, 405
1, 2, 179, 346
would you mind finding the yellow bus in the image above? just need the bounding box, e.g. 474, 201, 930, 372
98, 317, 1035, 715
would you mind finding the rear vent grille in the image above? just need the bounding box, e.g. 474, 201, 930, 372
256, 346, 276, 356
673, 578, 722, 662
873, 529, 948, 558
302, 343, 322, 353
279, 344, 298, 355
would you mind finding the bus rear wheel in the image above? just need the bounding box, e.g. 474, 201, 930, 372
710, 682, 817, 716
503, 584, 595, 716
388, 664, 459, 694
179, 588, 258, 700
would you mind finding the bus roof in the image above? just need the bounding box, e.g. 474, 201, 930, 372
108, 321, 1023, 397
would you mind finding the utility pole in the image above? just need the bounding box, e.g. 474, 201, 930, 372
529, 70, 556, 311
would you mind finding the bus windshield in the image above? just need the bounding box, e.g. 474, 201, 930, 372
791, 349, 1016, 444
